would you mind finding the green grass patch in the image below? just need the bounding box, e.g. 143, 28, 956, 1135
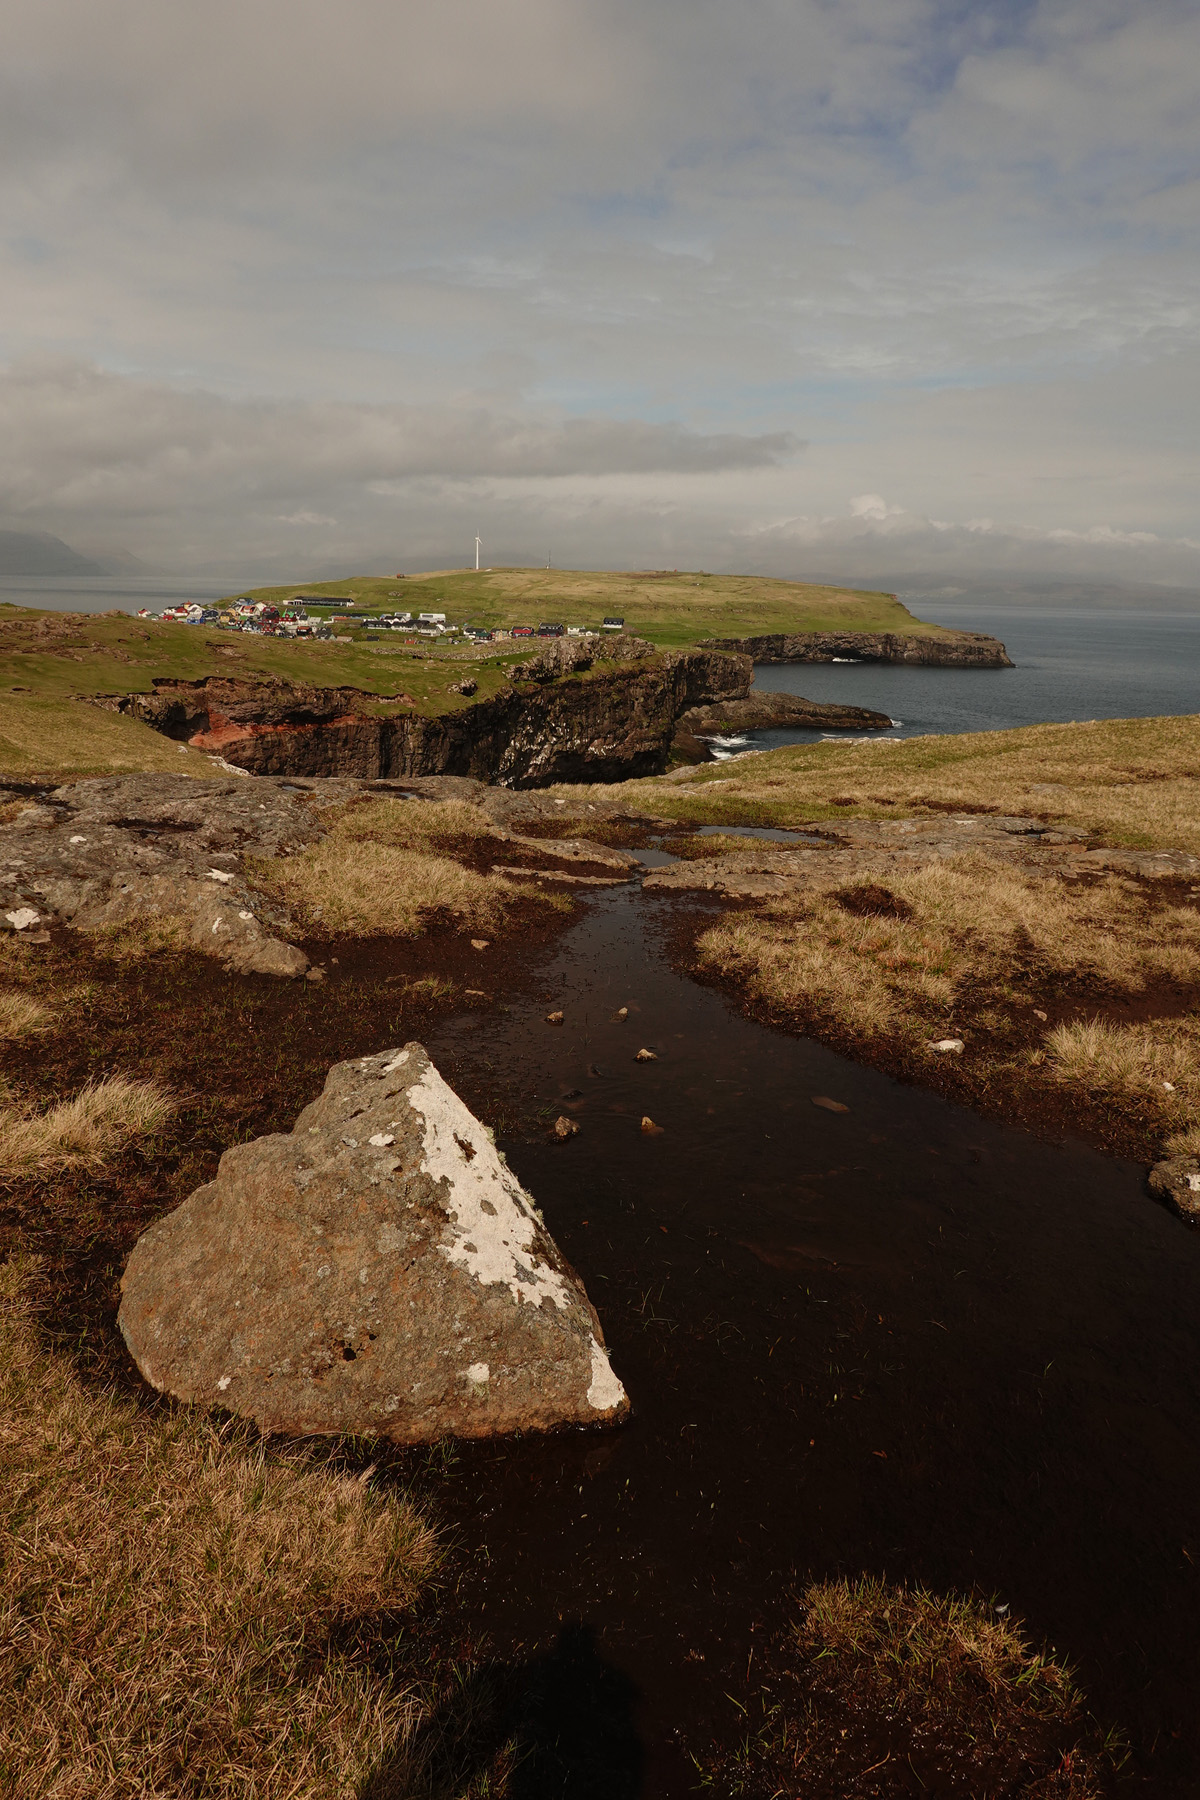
0, 691, 212, 777
222, 565, 941, 651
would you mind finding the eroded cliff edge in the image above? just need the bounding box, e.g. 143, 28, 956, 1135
95, 646, 752, 786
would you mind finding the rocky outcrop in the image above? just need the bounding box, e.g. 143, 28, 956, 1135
118, 1043, 629, 1442
94, 648, 750, 787
510, 632, 656, 682
675, 693, 893, 735
1149, 1156, 1200, 1226
0, 773, 344, 975
696, 630, 1012, 668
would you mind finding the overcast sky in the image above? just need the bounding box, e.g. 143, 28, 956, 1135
2, 0, 1198, 584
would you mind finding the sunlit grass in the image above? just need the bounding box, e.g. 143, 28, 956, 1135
0, 1076, 173, 1180
0, 1256, 436, 1798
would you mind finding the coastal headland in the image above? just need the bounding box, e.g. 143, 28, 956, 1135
0, 565, 1003, 781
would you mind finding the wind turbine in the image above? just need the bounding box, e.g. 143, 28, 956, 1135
474, 536, 481, 571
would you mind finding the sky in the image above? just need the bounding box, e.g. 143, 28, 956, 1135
1, 0, 1198, 585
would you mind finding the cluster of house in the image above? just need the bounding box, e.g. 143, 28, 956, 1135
136, 599, 331, 637
133, 599, 629, 644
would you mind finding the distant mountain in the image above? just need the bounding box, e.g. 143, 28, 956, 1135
0, 529, 109, 576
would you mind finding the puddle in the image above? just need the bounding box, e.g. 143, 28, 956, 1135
402, 884, 1200, 1795
694, 823, 827, 845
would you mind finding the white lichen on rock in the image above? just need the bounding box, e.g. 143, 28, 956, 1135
404, 1056, 573, 1310
587, 1340, 625, 1411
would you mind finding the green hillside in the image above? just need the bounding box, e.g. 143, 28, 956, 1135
230, 566, 939, 648
0, 569, 947, 776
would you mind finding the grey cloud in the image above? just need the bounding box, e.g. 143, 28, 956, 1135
0, 0, 1197, 582
0, 356, 796, 524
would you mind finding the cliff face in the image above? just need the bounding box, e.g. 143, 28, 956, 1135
697, 630, 1013, 668
96, 649, 749, 786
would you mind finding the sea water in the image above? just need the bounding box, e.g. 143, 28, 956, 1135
743, 599, 1200, 752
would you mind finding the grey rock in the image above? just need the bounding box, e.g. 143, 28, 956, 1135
0, 773, 336, 975
119, 1043, 629, 1442
1148, 1157, 1200, 1226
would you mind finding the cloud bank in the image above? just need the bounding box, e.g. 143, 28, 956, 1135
1, 0, 1197, 583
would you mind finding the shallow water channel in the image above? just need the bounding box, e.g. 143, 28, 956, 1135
405, 882, 1200, 1796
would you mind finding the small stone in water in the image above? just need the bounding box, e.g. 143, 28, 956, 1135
635, 1047, 657, 1062
811, 1095, 849, 1113
546, 1010, 564, 1025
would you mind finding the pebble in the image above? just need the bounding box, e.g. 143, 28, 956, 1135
471, 938, 490, 950
546, 1010, 564, 1025
641, 1116, 663, 1134
635, 1047, 657, 1061
811, 1095, 849, 1113
928, 1038, 964, 1054
553, 1116, 579, 1140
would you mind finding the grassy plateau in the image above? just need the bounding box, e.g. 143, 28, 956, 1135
0, 568, 945, 776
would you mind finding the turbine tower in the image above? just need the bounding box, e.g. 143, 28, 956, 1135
474, 536, 481, 571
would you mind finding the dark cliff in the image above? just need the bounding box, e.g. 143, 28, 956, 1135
697, 629, 1012, 668
94, 649, 750, 786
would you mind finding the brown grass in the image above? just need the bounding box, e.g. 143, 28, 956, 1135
587, 712, 1200, 854
700, 1575, 1112, 1798
694, 852, 1200, 1158
0, 1255, 436, 1799
1046, 1017, 1200, 1129
0, 988, 50, 1037
0, 1076, 173, 1181
255, 797, 567, 938
698, 854, 1200, 1042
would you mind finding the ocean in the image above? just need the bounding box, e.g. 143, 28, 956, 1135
739, 599, 1200, 753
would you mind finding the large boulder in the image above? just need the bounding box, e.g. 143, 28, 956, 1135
118, 1044, 629, 1441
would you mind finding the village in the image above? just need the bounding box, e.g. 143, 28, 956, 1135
135, 594, 629, 644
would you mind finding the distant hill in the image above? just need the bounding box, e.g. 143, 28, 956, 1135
0, 530, 109, 577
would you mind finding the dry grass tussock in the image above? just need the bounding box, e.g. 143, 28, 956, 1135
1046, 1017, 1200, 1140
0, 987, 50, 1037
698, 853, 1200, 1041
703, 1575, 1112, 1797
603, 712, 1200, 854
257, 797, 566, 937
0, 1076, 172, 1181
0, 1256, 436, 1799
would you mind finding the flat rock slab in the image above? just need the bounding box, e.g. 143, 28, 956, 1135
119, 1042, 629, 1442
0, 772, 346, 974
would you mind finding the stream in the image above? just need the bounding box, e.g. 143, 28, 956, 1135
384, 879, 1200, 1796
